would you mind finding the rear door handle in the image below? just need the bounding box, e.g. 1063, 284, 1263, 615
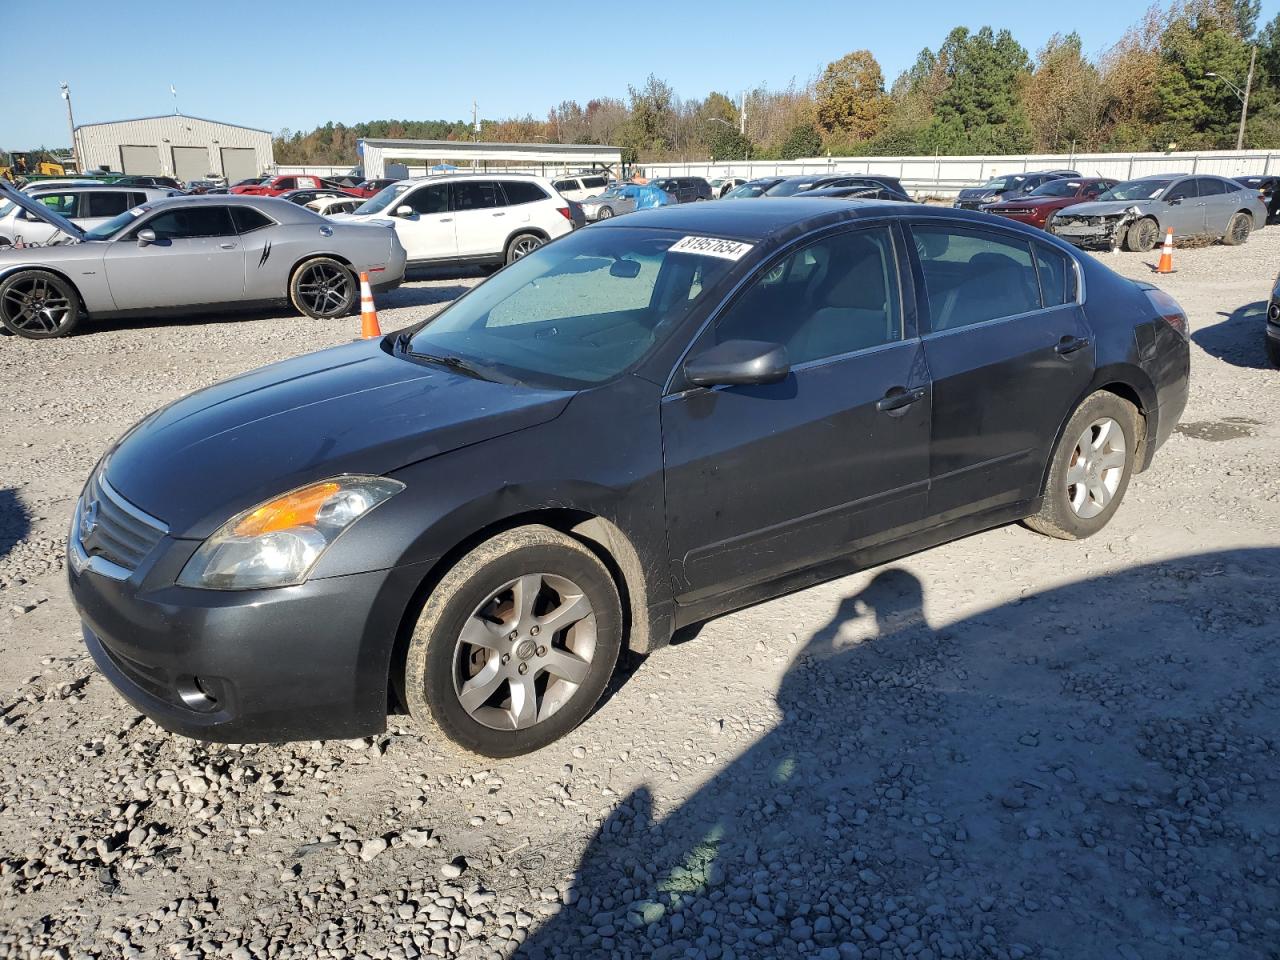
876, 386, 926, 413
219, 242, 237, 250
1055, 335, 1091, 357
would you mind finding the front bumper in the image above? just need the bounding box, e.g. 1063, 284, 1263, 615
70, 551, 431, 743
1051, 218, 1128, 247
953, 198, 991, 210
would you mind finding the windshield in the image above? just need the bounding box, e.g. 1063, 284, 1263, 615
766, 178, 820, 196
82, 208, 142, 240
981, 176, 1023, 191
406, 227, 742, 388
354, 182, 412, 215
1028, 180, 1082, 198
725, 181, 773, 199
1098, 179, 1173, 201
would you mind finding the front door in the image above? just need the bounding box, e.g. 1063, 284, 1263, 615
452, 180, 510, 258
1196, 177, 1233, 235
662, 224, 932, 603
392, 182, 455, 262
1162, 179, 1205, 237
909, 222, 1095, 520
104, 205, 245, 310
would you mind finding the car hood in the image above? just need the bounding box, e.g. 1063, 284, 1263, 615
957, 187, 1004, 201
1052, 199, 1140, 217
104, 339, 574, 538
0, 181, 85, 240
984, 196, 1072, 211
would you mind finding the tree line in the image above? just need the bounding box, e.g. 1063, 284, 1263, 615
275, 0, 1278, 167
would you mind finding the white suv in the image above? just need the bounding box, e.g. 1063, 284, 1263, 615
0, 184, 180, 246
337, 174, 573, 266
550, 173, 610, 202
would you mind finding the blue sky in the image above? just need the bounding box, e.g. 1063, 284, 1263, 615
4, 0, 1276, 149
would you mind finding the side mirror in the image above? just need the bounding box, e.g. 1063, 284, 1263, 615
1167, 196, 1182, 205
137, 228, 157, 246
684, 339, 790, 388
609, 259, 641, 278
396, 205, 414, 217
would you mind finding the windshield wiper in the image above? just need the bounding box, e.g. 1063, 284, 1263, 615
406, 348, 493, 382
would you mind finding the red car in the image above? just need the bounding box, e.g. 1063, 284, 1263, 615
350, 178, 401, 199
981, 177, 1117, 230
231, 174, 359, 197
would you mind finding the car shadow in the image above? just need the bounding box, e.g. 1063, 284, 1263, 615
514, 549, 1280, 960
0, 488, 31, 564
1191, 301, 1270, 369
377, 284, 473, 311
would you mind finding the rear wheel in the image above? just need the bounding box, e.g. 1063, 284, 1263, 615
403, 525, 622, 757
505, 233, 544, 264
289, 257, 356, 319
1026, 392, 1140, 541
1124, 218, 1160, 253
0, 269, 81, 338
1222, 211, 1252, 246
595, 206, 614, 220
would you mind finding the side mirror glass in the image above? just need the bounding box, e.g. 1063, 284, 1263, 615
137, 228, 157, 246
684, 339, 790, 388
1167, 196, 1182, 205
396, 205, 414, 217
609, 259, 641, 278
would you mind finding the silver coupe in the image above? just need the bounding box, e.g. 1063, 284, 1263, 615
0, 184, 407, 339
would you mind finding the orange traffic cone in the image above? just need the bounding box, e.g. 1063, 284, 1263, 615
1156, 228, 1175, 274
359, 272, 382, 339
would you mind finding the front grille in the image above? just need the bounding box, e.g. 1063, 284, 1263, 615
76, 470, 167, 574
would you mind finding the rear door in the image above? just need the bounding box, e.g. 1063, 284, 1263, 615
104, 205, 245, 309
1196, 177, 1233, 234
909, 222, 1094, 519
452, 180, 508, 257
392, 182, 454, 261
662, 223, 932, 601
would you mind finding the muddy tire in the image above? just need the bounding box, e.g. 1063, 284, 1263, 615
1222, 211, 1252, 246
1123, 218, 1160, 253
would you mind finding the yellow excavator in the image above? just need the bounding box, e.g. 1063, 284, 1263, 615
1, 152, 68, 183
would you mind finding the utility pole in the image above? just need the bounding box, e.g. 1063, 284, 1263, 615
1237, 46, 1256, 151
739, 90, 747, 136
59, 82, 78, 173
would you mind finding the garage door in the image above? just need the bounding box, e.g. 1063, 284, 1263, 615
119, 145, 161, 175
220, 147, 258, 184
171, 146, 208, 184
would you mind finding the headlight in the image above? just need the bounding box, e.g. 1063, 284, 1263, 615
177, 475, 404, 590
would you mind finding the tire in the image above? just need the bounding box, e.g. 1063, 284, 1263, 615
1025, 391, 1140, 541
595, 206, 614, 220
0, 269, 81, 338
505, 233, 545, 265
1123, 218, 1160, 253
1266, 332, 1280, 369
288, 257, 356, 319
403, 525, 623, 757
1222, 211, 1252, 246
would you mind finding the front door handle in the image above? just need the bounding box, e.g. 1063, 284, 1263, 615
492, 212, 506, 217
1055, 335, 1091, 357
219, 242, 237, 250
876, 386, 926, 414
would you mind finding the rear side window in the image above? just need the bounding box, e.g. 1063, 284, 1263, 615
453, 181, 503, 211
407, 184, 449, 214
139, 206, 236, 239
914, 227, 1041, 331
500, 181, 549, 205
1197, 178, 1227, 196
552, 180, 578, 193
582, 176, 607, 189
231, 207, 274, 233
1034, 245, 1073, 307
84, 192, 134, 218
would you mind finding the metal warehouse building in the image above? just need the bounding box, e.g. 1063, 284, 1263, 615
74, 115, 273, 183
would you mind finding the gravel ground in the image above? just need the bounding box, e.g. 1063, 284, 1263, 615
0, 234, 1277, 960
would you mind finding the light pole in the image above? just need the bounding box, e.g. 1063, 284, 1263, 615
1207, 45, 1256, 151
59, 82, 79, 173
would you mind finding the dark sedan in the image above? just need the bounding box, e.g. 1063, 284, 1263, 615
981, 177, 1117, 230
1234, 175, 1280, 224
68, 199, 1189, 757
796, 181, 913, 203
1267, 272, 1279, 368
954, 170, 1081, 210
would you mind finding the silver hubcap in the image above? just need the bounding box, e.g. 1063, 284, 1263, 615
453, 573, 595, 731
2, 275, 72, 333
1065, 417, 1126, 519
296, 263, 352, 316
511, 237, 542, 259
598, 208, 612, 219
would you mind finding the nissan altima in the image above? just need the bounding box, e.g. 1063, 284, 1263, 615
68, 199, 1189, 757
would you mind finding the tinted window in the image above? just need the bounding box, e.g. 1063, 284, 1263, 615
713, 227, 902, 365
128, 192, 149, 207
583, 176, 608, 189
1164, 180, 1197, 202
1034, 245, 1072, 308
407, 184, 449, 214
1197, 177, 1227, 196
552, 180, 578, 192
454, 180, 503, 211
138, 206, 236, 239
231, 207, 274, 233
914, 227, 1040, 331
84, 192, 134, 218
500, 181, 549, 205
276, 178, 296, 190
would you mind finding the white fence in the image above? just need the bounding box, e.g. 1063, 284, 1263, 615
643, 150, 1279, 198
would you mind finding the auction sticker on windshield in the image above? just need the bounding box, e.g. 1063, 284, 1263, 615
669, 236, 754, 261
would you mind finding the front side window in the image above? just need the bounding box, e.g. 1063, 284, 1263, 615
1163, 180, 1198, 202
407, 227, 738, 387
407, 184, 449, 214
275, 178, 296, 190
137, 206, 236, 239
913, 226, 1041, 331
711, 227, 902, 365
32, 193, 79, 218
453, 180, 503, 211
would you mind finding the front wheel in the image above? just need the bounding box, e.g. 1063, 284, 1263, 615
505, 233, 545, 264
1026, 392, 1140, 540
289, 257, 356, 319
403, 525, 623, 757
1222, 211, 1252, 246
1124, 218, 1160, 253
0, 269, 81, 338
1266, 332, 1280, 369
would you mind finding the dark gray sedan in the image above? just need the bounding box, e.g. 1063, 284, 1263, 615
0, 185, 406, 339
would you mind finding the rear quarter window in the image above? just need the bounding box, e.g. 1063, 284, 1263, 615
500, 181, 550, 205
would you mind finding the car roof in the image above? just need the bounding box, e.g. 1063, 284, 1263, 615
132, 194, 318, 222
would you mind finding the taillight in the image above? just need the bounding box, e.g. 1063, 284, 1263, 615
556, 206, 572, 221
1145, 288, 1188, 339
